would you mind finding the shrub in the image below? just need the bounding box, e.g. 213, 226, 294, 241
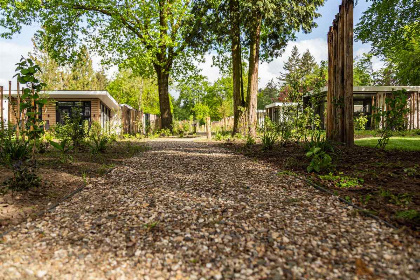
246, 134, 256, 146
261, 117, 278, 150
88, 122, 112, 154
354, 114, 368, 130
374, 90, 410, 149
54, 107, 89, 148
306, 146, 332, 173
49, 139, 74, 163
6, 161, 41, 191
0, 139, 30, 166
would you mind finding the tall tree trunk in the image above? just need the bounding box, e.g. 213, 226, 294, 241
247, 15, 262, 138
230, 0, 242, 136
156, 66, 173, 129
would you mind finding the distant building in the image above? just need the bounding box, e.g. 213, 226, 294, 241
304, 86, 420, 130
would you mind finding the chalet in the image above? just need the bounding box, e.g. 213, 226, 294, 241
7, 90, 120, 131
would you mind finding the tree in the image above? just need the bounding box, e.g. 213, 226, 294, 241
257, 80, 279, 110
353, 53, 375, 86
107, 69, 160, 115
237, 0, 323, 137
30, 43, 108, 90
356, 0, 420, 85
0, 0, 209, 129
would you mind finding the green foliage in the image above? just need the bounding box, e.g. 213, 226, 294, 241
49, 139, 74, 163
261, 117, 278, 150
374, 90, 410, 149
88, 122, 112, 154
54, 108, 89, 148
354, 114, 368, 131
379, 189, 412, 206
14, 57, 48, 149
356, 0, 419, 85
107, 68, 160, 114
396, 210, 420, 222
0, 138, 30, 166
246, 135, 256, 146
306, 146, 332, 173
5, 161, 41, 191
319, 173, 364, 188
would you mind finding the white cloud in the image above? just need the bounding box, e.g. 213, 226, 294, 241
0, 41, 32, 89
195, 38, 329, 90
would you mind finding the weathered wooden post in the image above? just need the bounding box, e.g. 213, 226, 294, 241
206, 117, 211, 140
326, 0, 354, 145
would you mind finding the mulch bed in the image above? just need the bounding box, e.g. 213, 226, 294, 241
0, 140, 148, 233
220, 141, 420, 234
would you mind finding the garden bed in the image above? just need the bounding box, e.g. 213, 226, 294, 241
0, 139, 148, 233
220, 140, 420, 234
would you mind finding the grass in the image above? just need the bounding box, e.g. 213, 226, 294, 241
355, 136, 420, 151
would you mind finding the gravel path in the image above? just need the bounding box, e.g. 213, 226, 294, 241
0, 140, 418, 279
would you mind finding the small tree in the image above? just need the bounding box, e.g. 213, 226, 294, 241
374, 90, 410, 149
14, 57, 48, 157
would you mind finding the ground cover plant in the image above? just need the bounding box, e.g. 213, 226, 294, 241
0, 138, 149, 232
220, 139, 420, 233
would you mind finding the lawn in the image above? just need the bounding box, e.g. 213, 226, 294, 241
355, 136, 420, 151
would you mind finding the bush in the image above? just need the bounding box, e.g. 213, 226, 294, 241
49, 138, 74, 163
306, 146, 332, 173
0, 138, 30, 166
374, 90, 410, 149
54, 107, 89, 148
6, 161, 41, 191
354, 114, 368, 130
88, 122, 112, 154
261, 117, 278, 150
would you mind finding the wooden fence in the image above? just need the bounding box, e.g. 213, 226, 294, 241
327, 0, 354, 145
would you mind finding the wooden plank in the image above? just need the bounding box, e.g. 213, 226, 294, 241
344, 0, 354, 145
327, 28, 333, 139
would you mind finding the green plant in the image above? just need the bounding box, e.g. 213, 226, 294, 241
5, 161, 41, 191
360, 194, 372, 205
54, 108, 89, 149
49, 139, 74, 163
354, 114, 368, 130
404, 165, 418, 176
14, 56, 48, 157
261, 117, 278, 150
88, 122, 112, 154
0, 138, 30, 166
246, 134, 256, 146
306, 146, 332, 173
319, 173, 364, 188
374, 90, 410, 149
395, 210, 419, 221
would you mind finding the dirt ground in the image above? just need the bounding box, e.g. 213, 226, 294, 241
0, 139, 148, 233
220, 141, 420, 234
0, 139, 418, 279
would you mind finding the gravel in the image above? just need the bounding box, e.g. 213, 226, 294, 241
0, 139, 418, 279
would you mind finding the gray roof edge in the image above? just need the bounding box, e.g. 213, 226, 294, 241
7, 90, 120, 110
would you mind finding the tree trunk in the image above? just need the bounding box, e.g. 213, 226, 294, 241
246, 15, 262, 138
156, 67, 173, 130
230, 0, 242, 136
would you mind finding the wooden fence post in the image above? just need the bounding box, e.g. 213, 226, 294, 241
206, 117, 211, 140
327, 0, 354, 145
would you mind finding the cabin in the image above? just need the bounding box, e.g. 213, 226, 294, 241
303, 86, 420, 130
7, 90, 120, 131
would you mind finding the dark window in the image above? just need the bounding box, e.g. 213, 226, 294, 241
56, 101, 91, 124
100, 102, 111, 131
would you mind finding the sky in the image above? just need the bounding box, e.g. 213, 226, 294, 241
0, 0, 381, 96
